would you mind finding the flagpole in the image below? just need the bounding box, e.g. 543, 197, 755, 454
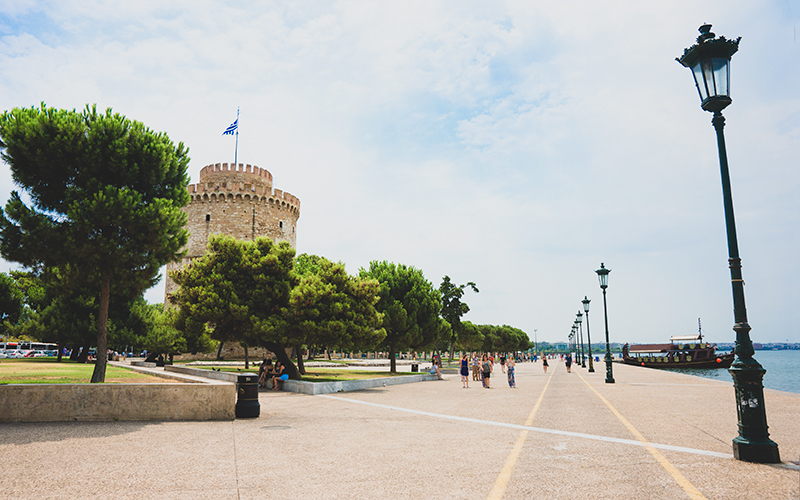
234, 107, 239, 167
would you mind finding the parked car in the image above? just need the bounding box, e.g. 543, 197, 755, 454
0, 352, 8, 359
8, 350, 26, 358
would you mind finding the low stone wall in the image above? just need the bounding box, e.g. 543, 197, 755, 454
167, 364, 240, 383
0, 381, 236, 423
283, 374, 439, 395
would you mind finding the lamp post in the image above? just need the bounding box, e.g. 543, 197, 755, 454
569, 329, 575, 360
577, 311, 586, 368
582, 296, 594, 372
595, 263, 614, 383
677, 24, 780, 464
572, 323, 579, 366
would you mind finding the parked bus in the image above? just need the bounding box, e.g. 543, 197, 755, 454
18, 342, 58, 351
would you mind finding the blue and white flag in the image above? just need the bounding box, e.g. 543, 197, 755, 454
223, 118, 238, 135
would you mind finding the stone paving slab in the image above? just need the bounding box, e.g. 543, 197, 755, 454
0, 360, 797, 499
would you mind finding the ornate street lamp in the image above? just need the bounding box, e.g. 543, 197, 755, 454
582, 296, 594, 372
595, 263, 614, 383
577, 311, 586, 368
677, 24, 780, 464
573, 322, 580, 367
568, 330, 574, 358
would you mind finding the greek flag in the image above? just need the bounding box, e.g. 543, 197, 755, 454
223, 118, 238, 135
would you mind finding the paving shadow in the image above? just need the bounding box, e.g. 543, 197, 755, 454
0, 420, 153, 445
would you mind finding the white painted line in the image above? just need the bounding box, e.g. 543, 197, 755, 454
319, 394, 734, 460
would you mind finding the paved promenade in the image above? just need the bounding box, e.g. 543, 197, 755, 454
1, 359, 798, 499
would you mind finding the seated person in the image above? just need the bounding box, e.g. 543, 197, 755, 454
258, 359, 274, 388
431, 358, 442, 380
271, 362, 289, 391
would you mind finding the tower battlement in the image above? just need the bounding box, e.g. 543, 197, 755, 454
198, 162, 273, 182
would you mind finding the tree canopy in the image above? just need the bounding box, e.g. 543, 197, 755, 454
287, 254, 385, 364
478, 324, 531, 353
0, 104, 190, 382
0, 272, 24, 335
169, 234, 296, 372
439, 275, 478, 361
359, 261, 440, 373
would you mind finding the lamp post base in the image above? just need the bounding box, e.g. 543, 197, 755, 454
732, 437, 780, 463
604, 355, 614, 384
729, 358, 780, 463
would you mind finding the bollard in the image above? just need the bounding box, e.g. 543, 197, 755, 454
235, 374, 260, 418
411, 363, 419, 372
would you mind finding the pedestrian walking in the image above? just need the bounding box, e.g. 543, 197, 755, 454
542, 354, 548, 373
460, 353, 470, 388
565, 353, 572, 373
471, 352, 480, 381
481, 354, 492, 388
500, 354, 506, 373
507, 357, 516, 388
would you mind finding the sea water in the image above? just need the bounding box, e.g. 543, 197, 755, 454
663, 350, 800, 394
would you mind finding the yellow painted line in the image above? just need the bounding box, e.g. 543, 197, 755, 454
576, 371, 708, 500
487, 364, 555, 500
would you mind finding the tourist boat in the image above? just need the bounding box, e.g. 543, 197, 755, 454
622, 322, 734, 369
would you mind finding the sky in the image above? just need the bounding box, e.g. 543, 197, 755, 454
0, 1, 798, 346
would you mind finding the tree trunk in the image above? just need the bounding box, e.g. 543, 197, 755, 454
91, 272, 111, 383
389, 343, 397, 374
448, 327, 459, 363
264, 341, 300, 380
295, 345, 305, 375
216, 341, 224, 360
56, 340, 63, 363
77, 338, 91, 363
244, 345, 249, 369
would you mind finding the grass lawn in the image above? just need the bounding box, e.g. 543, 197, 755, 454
192, 365, 412, 382
0, 359, 178, 384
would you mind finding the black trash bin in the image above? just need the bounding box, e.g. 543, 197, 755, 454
411, 363, 419, 372
236, 374, 260, 418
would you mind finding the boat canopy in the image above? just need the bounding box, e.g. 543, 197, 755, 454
670, 334, 702, 342
628, 343, 672, 353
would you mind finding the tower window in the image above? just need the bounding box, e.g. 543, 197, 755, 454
279, 221, 283, 229
206, 214, 211, 222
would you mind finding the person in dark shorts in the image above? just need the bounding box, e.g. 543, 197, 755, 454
542, 354, 548, 373
481, 354, 492, 388
460, 353, 470, 388
565, 353, 572, 373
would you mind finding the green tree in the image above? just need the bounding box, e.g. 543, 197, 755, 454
360, 261, 440, 373
0, 104, 190, 382
10, 268, 98, 362
439, 275, 478, 361
169, 235, 300, 377
455, 320, 483, 353
478, 324, 530, 354
287, 254, 385, 373
0, 272, 24, 337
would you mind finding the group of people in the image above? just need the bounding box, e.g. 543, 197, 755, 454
258, 358, 289, 390
457, 353, 516, 389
